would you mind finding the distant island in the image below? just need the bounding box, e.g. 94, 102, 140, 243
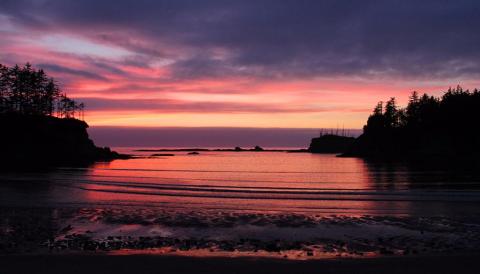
344, 86, 480, 161
0, 63, 128, 168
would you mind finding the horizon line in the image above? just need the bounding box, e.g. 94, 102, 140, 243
89, 125, 364, 130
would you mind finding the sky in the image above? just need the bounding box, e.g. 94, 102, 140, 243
89, 127, 362, 148
1, 0, 480, 132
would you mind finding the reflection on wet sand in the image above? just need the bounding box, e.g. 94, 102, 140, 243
2, 151, 480, 257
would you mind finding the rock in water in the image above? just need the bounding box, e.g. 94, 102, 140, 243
308, 134, 355, 154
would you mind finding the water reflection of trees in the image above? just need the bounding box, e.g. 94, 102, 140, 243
364, 159, 480, 191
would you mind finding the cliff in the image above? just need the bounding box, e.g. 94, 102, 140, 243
308, 134, 356, 154
0, 113, 128, 168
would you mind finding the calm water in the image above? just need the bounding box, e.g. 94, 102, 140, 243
2, 148, 480, 216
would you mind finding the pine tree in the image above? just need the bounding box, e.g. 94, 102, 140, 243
0, 63, 83, 119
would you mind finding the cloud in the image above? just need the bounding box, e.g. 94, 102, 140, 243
2, 1, 480, 127
38, 63, 109, 81
1, 0, 480, 80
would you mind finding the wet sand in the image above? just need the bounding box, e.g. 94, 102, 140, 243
3, 206, 480, 259
1, 253, 480, 274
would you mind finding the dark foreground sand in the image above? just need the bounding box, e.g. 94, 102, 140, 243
1, 254, 479, 274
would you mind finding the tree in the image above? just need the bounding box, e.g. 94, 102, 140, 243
364, 101, 385, 134
0, 63, 83, 119
384, 97, 399, 128
356, 86, 480, 158
373, 101, 383, 116
0, 64, 10, 112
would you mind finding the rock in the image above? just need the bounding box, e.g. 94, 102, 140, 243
308, 134, 355, 154
252, 145, 264, 151
380, 248, 394, 255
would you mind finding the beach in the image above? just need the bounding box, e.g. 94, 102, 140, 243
2, 150, 480, 268
2, 254, 480, 274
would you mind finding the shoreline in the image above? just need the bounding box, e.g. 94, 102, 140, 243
3, 206, 480, 259
1, 253, 480, 274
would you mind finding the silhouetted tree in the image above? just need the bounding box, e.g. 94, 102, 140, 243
364, 101, 385, 133
0, 64, 9, 112
0, 63, 83, 119
384, 97, 399, 128
351, 86, 480, 159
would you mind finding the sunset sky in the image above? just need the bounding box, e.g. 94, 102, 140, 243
1, 0, 480, 129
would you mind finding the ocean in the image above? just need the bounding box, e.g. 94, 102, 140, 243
2, 148, 480, 215
2, 148, 480, 257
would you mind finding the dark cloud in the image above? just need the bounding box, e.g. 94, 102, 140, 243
38, 63, 109, 81
2, 0, 480, 80
89, 61, 128, 76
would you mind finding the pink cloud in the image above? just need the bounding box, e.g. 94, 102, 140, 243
2, 13, 480, 129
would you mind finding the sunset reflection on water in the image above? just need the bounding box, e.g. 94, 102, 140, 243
2, 149, 480, 217
49, 149, 473, 217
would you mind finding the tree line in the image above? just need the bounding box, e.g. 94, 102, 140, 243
365, 86, 480, 133
0, 63, 84, 119
352, 86, 480, 158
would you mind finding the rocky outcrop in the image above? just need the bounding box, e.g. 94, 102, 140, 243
308, 134, 355, 154
0, 113, 129, 168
